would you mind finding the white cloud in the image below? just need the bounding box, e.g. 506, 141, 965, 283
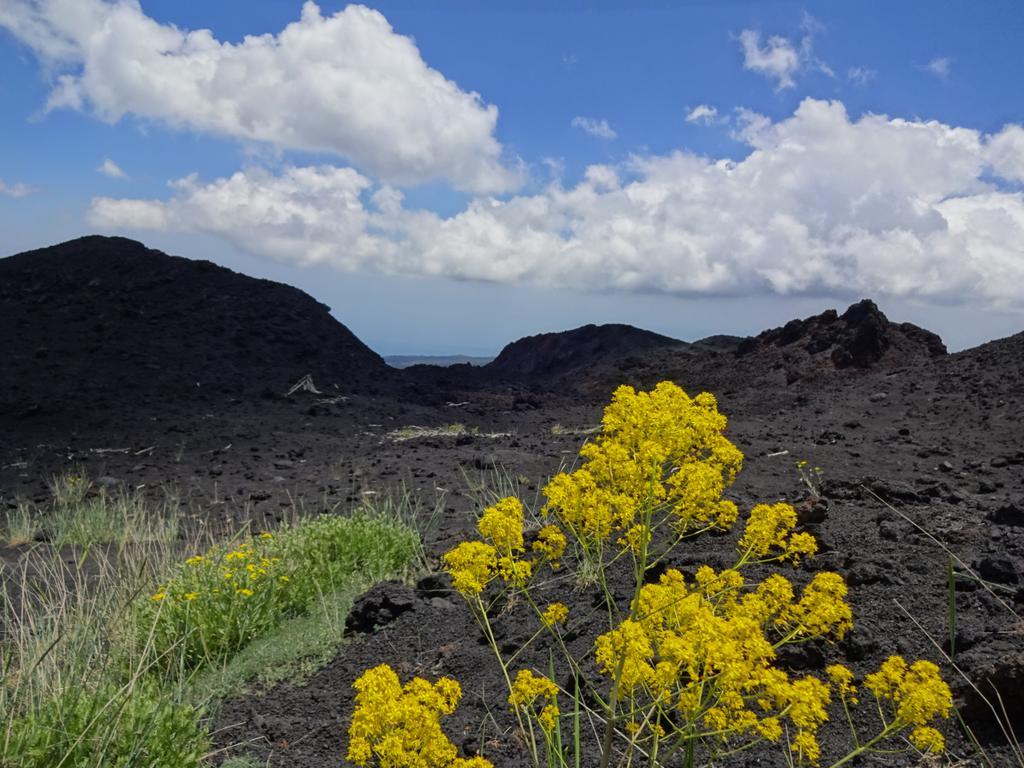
571, 116, 617, 140
924, 57, 952, 79
97, 158, 126, 178
987, 124, 1024, 183
846, 67, 876, 86
0, 179, 33, 197
0, 0, 519, 193
90, 98, 1024, 309
685, 105, 719, 125
738, 16, 832, 91
738, 29, 802, 90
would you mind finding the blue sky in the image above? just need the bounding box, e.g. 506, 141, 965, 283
2, 0, 1023, 354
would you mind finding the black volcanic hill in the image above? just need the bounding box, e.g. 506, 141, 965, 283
736, 299, 947, 370
0, 236, 392, 414
481, 323, 686, 383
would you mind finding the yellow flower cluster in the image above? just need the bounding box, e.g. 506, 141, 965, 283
542, 383, 744, 546
532, 525, 566, 566
593, 565, 856, 761
443, 497, 550, 597
541, 602, 569, 628
150, 541, 285, 605
826, 664, 858, 703
508, 670, 560, 733
865, 656, 951, 752
384, 383, 956, 767
348, 665, 493, 768
737, 502, 818, 564
478, 497, 525, 552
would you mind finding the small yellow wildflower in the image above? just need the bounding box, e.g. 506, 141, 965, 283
443, 540, 497, 597
541, 602, 569, 628
185, 555, 203, 566
618, 523, 651, 554
909, 725, 945, 753
477, 496, 525, 552
538, 703, 559, 733
183, 591, 199, 601
236, 588, 254, 597
595, 619, 655, 692
826, 664, 858, 703
508, 669, 559, 707
150, 591, 167, 602
790, 729, 821, 765
532, 524, 566, 565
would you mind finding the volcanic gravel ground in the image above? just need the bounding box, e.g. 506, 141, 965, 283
1, 237, 1022, 766
3, 342, 1022, 766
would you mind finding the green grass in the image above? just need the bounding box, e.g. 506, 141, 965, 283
2, 471, 424, 768
3, 473, 179, 549
135, 513, 419, 674
189, 588, 356, 700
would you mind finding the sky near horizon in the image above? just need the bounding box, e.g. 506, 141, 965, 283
2, 1, 1023, 355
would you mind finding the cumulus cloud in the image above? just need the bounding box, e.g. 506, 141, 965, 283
987, 125, 1024, 183
571, 116, 617, 140
685, 105, 719, 125
924, 56, 952, 78
97, 158, 126, 178
0, 0, 519, 193
0, 179, 33, 197
90, 98, 1024, 308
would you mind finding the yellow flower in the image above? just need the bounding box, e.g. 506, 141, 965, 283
617, 523, 651, 554
442, 540, 497, 597
259, 531, 273, 539
538, 703, 559, 733
865, 656, 951, 727
541, 602, 569, 628
508, 669, 559, 708
183, 591, 199, 601
150, 591, 166, 601
236, 588, 254, 597
825, 664, 858, 703
496, 555, 532, 587
532, 524, 566, 565
790, 730, 821, 765
595, 619, 655, 692
738, 502, 798, 560
909, 725, 945, 753
477, 496, 525, 553
347, 665, 486, 768
786, 572, 853, 640
185, 555, 203, 566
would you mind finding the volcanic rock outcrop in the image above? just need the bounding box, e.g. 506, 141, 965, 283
0, 236, 393, 415
481, 323, 686, 384
735, 299, 947, 374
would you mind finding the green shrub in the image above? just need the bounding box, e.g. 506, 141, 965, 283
3, 681, 207, 768
135, 514, 419, 671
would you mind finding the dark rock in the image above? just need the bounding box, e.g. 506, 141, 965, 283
958, 647, 1024, 742
794, 496, 828, 526
989, 504, 1024, 526
977, 556, 1019, 585
842, 625, 879, 661
877, 521, 901, 541
345, 581, 417, 634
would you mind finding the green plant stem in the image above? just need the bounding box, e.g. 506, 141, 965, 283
825, 724, 898, 768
